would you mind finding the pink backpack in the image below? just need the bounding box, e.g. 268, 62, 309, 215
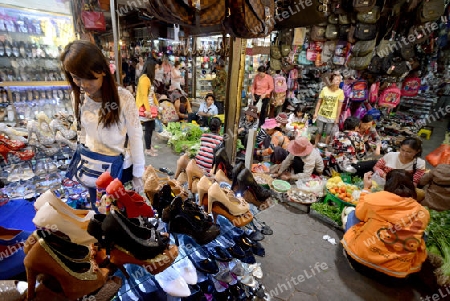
378, 83, 401, 108
401, 77, 421, 97
273, 75, 287, 93
369, 82, 379, 104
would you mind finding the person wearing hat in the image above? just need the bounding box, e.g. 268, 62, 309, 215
212, 59, 227, 114
159, 94, 179, 124
188, 93, 218, 127
275, 112, 289, 134
238, 106, 259, 146
272, 136, 324, 182
256, 118, 290, 162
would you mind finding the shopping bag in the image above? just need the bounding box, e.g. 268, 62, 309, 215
426, 144, 450, 167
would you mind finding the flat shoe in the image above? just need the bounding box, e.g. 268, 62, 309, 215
246, 230, 265, 242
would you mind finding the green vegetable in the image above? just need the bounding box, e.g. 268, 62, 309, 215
426, 209, 450, 286
311, 202, 342, 226
236, 139, 244, 151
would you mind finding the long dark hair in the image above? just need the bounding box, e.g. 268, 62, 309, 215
400, 137, 423, 176
60, 40, 120, 128
384, 169, 417, 199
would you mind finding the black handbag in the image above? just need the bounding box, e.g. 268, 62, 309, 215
275, 0, 329, 29
354, 23, 377, 40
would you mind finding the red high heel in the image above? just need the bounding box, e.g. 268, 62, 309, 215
0, 144, 10, 162
106, 178, 155, 218
0, 134, 25, 150
11, 149, 34, 161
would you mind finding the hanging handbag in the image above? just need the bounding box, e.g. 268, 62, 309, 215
274, 0, 329, 29
81, 0, 106, 31
271, 38, 282, 60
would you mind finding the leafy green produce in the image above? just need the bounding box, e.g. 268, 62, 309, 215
426, 209, 450, 286
311, 202, 342, 226
166, 122, 204, 154
236, 139, 245, 151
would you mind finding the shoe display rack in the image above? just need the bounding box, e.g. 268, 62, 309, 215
195, 57, 215, 99
0, 5, 74, 124
397, 93, 439, 119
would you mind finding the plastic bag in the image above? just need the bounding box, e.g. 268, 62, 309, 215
331, 123, 339, 137
372, 171, 386, 187
295, 175, 326, 197
425, 144, 450, 167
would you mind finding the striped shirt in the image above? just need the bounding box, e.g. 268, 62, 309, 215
195, 133, 224, 173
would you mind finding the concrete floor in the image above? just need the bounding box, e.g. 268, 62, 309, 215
143, 118, 449, 301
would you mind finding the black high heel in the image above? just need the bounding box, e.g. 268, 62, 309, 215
231, 161, 245, 191
212, 147, 233, 178
236, 168, 272, 203
101, 208, 169, 260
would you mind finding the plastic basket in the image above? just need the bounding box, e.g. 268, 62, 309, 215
340, 173, 352, 184
322, 190, 355, 212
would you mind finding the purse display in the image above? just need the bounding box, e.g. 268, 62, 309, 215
81, 0, 106, 31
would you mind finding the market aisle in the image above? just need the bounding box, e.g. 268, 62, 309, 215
142, 124, 449, 301
256, 204, 425, 301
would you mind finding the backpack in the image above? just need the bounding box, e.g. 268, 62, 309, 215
274, 75, 288, 93
350, 80, 368, 102
369, 82, 380, 104
378, 83, 401, 108
332, 40, 350, 65
160, 100, 179, 123
401, 77, 421, 97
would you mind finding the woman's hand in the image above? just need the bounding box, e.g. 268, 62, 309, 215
132, 177, 143, 193
363, 172, 373, 190
281, 174, 291, 181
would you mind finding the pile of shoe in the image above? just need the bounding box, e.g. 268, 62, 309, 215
11, 187, 178, 300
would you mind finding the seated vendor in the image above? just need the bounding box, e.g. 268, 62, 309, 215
238, 106, 259, 146
341, 170, 429, 284
188, 93, 218, 127
173, 93, 192, 122
286, 105, 309, 138
331, 117, 366, 174
359, 114, 381, 156
272, 136, 324, 182
255, 118, 290, 164
419, 164, 450, 211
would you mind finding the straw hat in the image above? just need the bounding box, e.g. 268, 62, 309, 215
275, 113, 289, 124
261, 118, 280, 129
158, 94, 169, 102
245, 106, 258, 119
287, 136, 313, 157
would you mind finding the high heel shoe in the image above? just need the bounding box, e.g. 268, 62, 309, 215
55, 131, 77, 150
215, 169, 231, 185
49, 118, 77, 140
0, 135, 25, 150
163, 197, 220, 245
103, 208, 170, 259
35, 190, 94, 227
236, 168, 272, 205
33, 202, 97, 245
197, 176, 212, 206
186, 159, 204, 193
24, 230, 109, 301
212, 147, 233, 178
231, 161, 245, 191
106, 178, 154, 218
208, 183, 249, 216
175, 153, 190, 183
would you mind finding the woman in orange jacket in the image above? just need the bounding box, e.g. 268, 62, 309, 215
341, 170, 430, 282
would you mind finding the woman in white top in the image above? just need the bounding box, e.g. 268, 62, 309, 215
286, 105, 309, 137
170, 61, 186, 95
61, 40, 145, 210
135, 55, 145, 83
